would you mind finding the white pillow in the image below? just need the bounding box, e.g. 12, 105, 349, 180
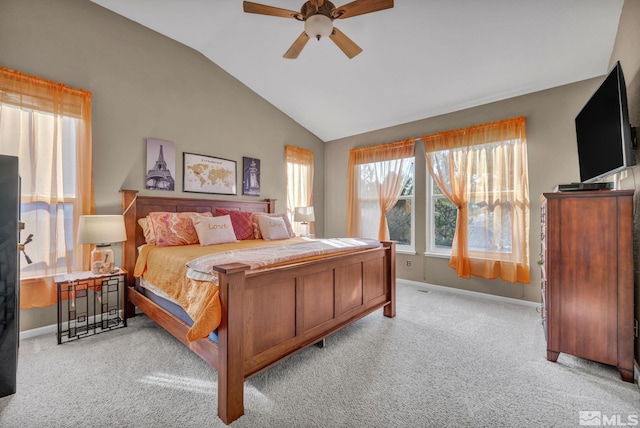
193, 215, 238, 246
257, 215, 290, 240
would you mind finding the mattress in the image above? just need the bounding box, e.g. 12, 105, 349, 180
136, 278, 220, 343
134, 237, 382, 341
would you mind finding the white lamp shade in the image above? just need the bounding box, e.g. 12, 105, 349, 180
77, 215, 127, 245
304, 14, 333, 39
294, 206, 315, 223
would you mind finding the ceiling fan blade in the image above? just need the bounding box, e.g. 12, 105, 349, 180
284, 32, 310, 59
333, 0, 394, 19
329, 27, 363, 59
243, 1, 302, 20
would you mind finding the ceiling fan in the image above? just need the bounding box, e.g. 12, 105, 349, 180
243, 0, 394, 59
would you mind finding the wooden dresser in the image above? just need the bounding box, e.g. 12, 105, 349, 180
540, 190, 634, 382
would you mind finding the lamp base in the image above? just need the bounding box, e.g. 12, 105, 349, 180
91, 244, 114, 275
300, 222, 311, 238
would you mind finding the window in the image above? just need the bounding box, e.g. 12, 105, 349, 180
285, 145, 314, 236
1, 106, 81, 278
384, 160, 414, 251
421, 117, 530, 284
427, 148, 518, 255
0, 67, 94, 308
427, 178, 457, 255
354, 159, 414, 250
347, 139, 415, 245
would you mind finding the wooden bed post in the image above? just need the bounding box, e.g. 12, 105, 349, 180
264, 198, 276, 213
214, 263, 250, 425
382, 241, 396, 318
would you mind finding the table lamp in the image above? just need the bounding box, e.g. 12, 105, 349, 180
77, 215, 127, 275
294, 206, 315, 237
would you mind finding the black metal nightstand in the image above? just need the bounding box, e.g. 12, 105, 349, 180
55, 268, 127, 344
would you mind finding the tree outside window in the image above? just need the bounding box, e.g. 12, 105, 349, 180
385, 161, 414, 249
433, 182, 457, 249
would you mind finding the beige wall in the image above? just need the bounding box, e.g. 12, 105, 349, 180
325, 78, 601, 303
609, 0, 640, 367
0, 0, 324, 330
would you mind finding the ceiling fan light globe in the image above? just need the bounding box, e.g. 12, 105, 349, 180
304, 14, 333, 40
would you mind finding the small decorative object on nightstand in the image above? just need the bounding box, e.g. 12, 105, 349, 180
77, 215, 127, 275
294, 206, 315, 237
55, 269, 127, 344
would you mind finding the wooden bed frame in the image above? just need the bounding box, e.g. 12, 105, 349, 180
121, 190, 396, 424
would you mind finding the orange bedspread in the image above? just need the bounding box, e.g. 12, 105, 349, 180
134, 238, 381, 341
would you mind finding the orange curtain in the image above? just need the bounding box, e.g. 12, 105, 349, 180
285, 145, 314, 236
347, 139, 415, 240
420, 117, 530, 283
0, 67, 95, 308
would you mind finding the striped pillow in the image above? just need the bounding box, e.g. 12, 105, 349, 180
214, 208, 255, 240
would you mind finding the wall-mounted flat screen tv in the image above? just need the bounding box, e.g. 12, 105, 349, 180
575, 61, 635, 183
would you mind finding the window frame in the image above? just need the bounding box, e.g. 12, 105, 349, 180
0, 104, 85, 279
387, 159, 415, 254
1, 66, 94, 308
391, 193, 415, 254
425, 141, 521, 261
425, 173, 454, 258
354, 157, 415, 253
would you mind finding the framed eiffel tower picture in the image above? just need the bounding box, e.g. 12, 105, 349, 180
146, 138, 176, 191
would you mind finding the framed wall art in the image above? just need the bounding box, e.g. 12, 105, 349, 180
145, 138, 175, 191
242, 157, 260, 196
183, 152, 237, 195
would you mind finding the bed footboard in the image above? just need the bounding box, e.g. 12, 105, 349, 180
215, 241, 396, 424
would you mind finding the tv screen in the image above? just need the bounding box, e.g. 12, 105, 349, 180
575, 61, 634, 183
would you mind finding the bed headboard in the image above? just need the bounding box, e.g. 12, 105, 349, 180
120, 189, 276, 286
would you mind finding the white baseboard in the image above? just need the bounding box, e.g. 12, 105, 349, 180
22, 284, 535, 340
397, 278, 540, 309
20, 323, 57, 340
21, 284, 536, 339
19, 310, 125, 341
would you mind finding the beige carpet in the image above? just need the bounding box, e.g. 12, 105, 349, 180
0, 282, 638, 427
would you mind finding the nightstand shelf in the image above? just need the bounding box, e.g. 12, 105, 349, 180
56, 269, 127, 344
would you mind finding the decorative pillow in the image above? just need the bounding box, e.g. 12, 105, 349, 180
193, 215, 238, 246
147, 211, 213, 247
252, 213, 295, 239
138, 217, 156, 245
214, 208, 255, 240
257, 215, 291, 240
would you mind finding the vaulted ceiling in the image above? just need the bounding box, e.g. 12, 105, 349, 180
90, 0, 624, 141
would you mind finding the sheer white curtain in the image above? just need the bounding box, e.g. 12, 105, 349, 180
285, 145, 314, 236
0, 67, 94, 308
421, 116, 530, 283
347, 139, 415, 240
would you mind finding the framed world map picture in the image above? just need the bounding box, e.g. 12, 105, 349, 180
183, 152, 237, 195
